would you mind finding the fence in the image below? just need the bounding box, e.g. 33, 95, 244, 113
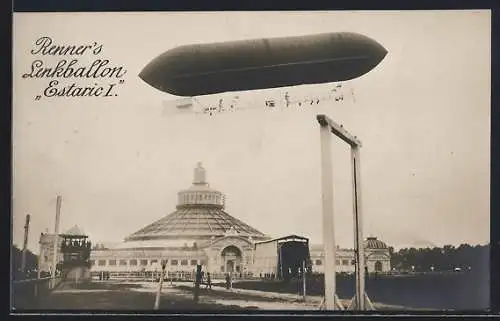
11, 277, 61, 310
90, 270, 257, 282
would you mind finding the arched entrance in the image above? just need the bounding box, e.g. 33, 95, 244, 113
221, 245, 242, 274
375, 261, 383, 272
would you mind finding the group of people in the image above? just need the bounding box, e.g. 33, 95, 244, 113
14, 268, 37, 280
14, 268, 59, 281
61, 239, 91, 249
259, 272, 276, 279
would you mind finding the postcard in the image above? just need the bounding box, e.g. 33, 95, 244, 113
11, 10, 491, 313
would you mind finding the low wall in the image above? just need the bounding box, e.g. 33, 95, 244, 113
11, 277, 61, 311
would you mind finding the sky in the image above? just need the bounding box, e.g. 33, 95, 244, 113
12, 10, 491, 253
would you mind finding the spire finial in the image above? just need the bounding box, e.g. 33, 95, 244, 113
193, 162, 207, 185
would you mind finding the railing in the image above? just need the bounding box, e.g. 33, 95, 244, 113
89, 270, 256, 282
11, 277, 61, 310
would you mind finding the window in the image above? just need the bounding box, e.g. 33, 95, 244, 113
336, 260, 340, 265
200, 260, 207, 266
315, 259, 322, 266
140, 260, 148, 266
130, 259, 137, 266
190, 259, 197, 266
181, 259, 188, 266
109, 260, 117, 266
98, 260, 106, 266
171, 260, 178, 266
342, 259, 349, 265
220, 266, 225, 272
90, 260, 95, 266
150, 260, 158, 265
119, 260, 127, 266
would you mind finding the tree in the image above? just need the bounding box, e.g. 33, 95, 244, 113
391, 243, 489, 273
11, 245, 38, 280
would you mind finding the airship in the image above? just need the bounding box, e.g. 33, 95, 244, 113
139, 32, 387, 97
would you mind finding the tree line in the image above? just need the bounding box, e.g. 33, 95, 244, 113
11, 245, 39, 280
388, 243, 489, 273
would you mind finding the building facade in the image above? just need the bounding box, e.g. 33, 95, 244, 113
90, 163, 270, 278
309, 237, 391, 274
38, 225, 89, 274
87, 163, 391, 278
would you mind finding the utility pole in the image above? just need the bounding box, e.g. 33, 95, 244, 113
37, 236, 42, 280
194, 264, 202, 303
51, 195, 62, 288
21, 214, 31, 274
154, 260, 166, 310
302, 260, 307, 301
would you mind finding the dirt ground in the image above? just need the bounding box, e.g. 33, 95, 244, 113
18, 281, 255, 311
12, 280, 426, 312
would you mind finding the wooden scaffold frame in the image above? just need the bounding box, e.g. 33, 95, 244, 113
316, 114, 375, 311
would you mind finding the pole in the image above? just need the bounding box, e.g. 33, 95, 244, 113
351, 146, 366, 310
302, 260, 307, 301
34, 234, 43, 297
154, 260, 166, 310
37, 236, 42, 280
279, 245, 283, 280
194, 265, 202, 303
319, 122, 337, 310
21, 214, 31, 274
51, 195, 62, 288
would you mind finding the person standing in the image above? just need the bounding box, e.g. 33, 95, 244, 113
206, 272, 212, 289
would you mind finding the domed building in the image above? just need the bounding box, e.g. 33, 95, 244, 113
364, 236, 392, 272
89, 163, 391, 279
309, 236, 391, 274
90, 163, 271, 278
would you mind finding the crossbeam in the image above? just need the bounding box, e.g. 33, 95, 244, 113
316, 115, 362, 147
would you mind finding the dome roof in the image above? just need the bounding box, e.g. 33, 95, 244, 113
364, 237, 388, 249
62, 225, 86, 236
125, 206, 268, 241
125, 163, 269, 242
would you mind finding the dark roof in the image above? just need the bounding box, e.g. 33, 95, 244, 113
364, 237, 388, 249
254, 234, 309, 245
